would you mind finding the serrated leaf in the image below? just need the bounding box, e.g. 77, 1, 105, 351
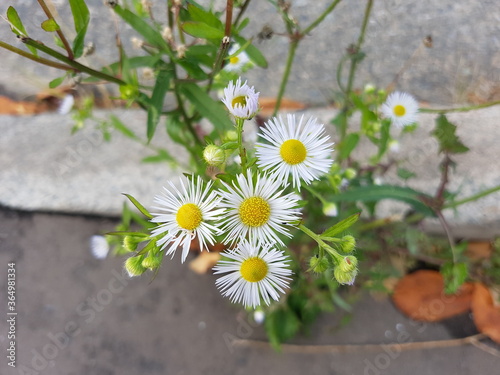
338, 133, 359, 160
182, 21, 224, 40
321, 212, 360, 238
122, 193, 153, 219
441, 262, 468, 294
49, 75, 66, 89
328, 185, 436, 217
114, 5, 170, 53
41, 18, 60, 32
147, 66, 171, 142
432, 114, 470, 154
69, 0, 90, 58
179, 83, 233, 131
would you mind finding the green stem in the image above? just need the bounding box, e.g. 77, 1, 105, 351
0, 41, 74, 71
435, 210, 457, 263
22, 38, 125, 85
420, 101, 500, 114
272, 38, 299, 117
37, 0, 74, 60
236, 117, 248, 173
444, 184, 500, 209
302, 0, 343, 36
298, 224, 342, 262
345, 0, 373, 97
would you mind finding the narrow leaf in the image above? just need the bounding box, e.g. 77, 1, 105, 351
49, 75, 66, 89
69, 0, 90, 58
338, 133, 359, 160
110, 115, 138, 140
41, 18, 60, 32
234, 35, 268, 68
7, 6, 37, 56
187, 4, 223, 29
182, 21, 224, 40
122, 193, 153, 219
147, 67, 171, 141
321, 212, 360, 238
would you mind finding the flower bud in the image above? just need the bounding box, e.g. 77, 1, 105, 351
364, 83, 376, 94
343, 168, 357, 180
142, 254, 162, 269
334, 266, 357, 285
338, 256, 358, 273
340, 235, 356, 253
123, 236, 140, 252
322, 202, 338, 217
125, 256, 147, 277
203, 144, 226, 167
223, 130, 238, 143
119, 84, 138, 100
309, 255, 329, 273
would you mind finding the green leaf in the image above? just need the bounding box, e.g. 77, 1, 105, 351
7, 6, 37, 56
113, 5, 171, 53
432, 114, 470, 154
264, 307, 301, 351
376, 120, 391, 160
147, 66, 171, 142
110, 115, 138, 140
233, 35, 268, 68
69, 0, 90, 58
321, 212, 361, 238
182, 21, 224, 40
166, 114, 189, 145
106, 231, 149, 237
338, 133, 359, 160
405, 227, 421, 255
328, 185, 436, 217
122, 193, 153, 219
179, 83, 234, 131
49, 75, 66, 89
397, 167, 416, 180
441, 262, 468, 294
41, 18, 60, 32
142, 149, 175, 163
187, 3, 223, 30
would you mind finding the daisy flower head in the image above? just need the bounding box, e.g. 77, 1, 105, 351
218, 171, 300, 246
213, 239, 292, 308
381, 91, 419, 128
221, 78, 260, 120
224, 43, 251, 72
256, 114, 334, 190
150, 175, 225, 263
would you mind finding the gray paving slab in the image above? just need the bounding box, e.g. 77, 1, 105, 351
1, 208, 498, 375
0, 1, 500, 105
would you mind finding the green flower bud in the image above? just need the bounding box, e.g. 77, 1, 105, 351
224, 130, 238, 143
203, 144, 226, 167
123, 235, 142, 252
338, 256, 358, 273
334, 266, 358, 285
372, 121, 381, 132
343, 168, 357, 180
309, 255, 329, 273
119, 84, 138, 100
340, 235, 356, 253
124, 256, 147, 277
364, 83, 376, 94
322, 202, 338, 217
142, 254, 162, 270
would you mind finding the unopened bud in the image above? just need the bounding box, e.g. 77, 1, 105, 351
119, 84, 138, 100
142, 67, 155, 80
338, 256, 358, 273
203, 144, 226, 167
309, 255, 329, 273
334, 266, 357, 285
131, 37, 144, 49
125, 256, 147, 277
323, 202, 338, 217
162, 26, 173, 42
123, 235, 145, 252
340, 235, 356, 253
142, 254, 162, 269
176, 44, 187, 59
224, 130, 238, 142
344, 168, 357, 180
364, 83, 376, 94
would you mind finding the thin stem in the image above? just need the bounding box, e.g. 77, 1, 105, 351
234, 0, 252, 27
298, 224, 342, 262
444, 184, 500, 209
420, 100, 500, 114
37, 0, 74, 60
272, 38, 299, 117
22, 38, 125, 85
435, 210, 457, 263
302, 0, 343, 36
435, 154, 452, 205
345, 0, 373, 96
0, 40, 74, 71
236, 118, 248, 173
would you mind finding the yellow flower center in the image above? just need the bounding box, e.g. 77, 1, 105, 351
238, 197, 271, 227
393, 104, 406, 117
232, 95, 247, 108
176, 203, 202, 230
240, 257, 268, 282
280, 139, 307, 165
230, 56, 240, 65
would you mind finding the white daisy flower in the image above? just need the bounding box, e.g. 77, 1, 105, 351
224, 43, 251, 72
256, 114, 334, 190
221, 78, 260, 119
150, 176, 225, 263
381, 91, 419, 128
213, 239, 292, 308
218, 171, 300, 246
